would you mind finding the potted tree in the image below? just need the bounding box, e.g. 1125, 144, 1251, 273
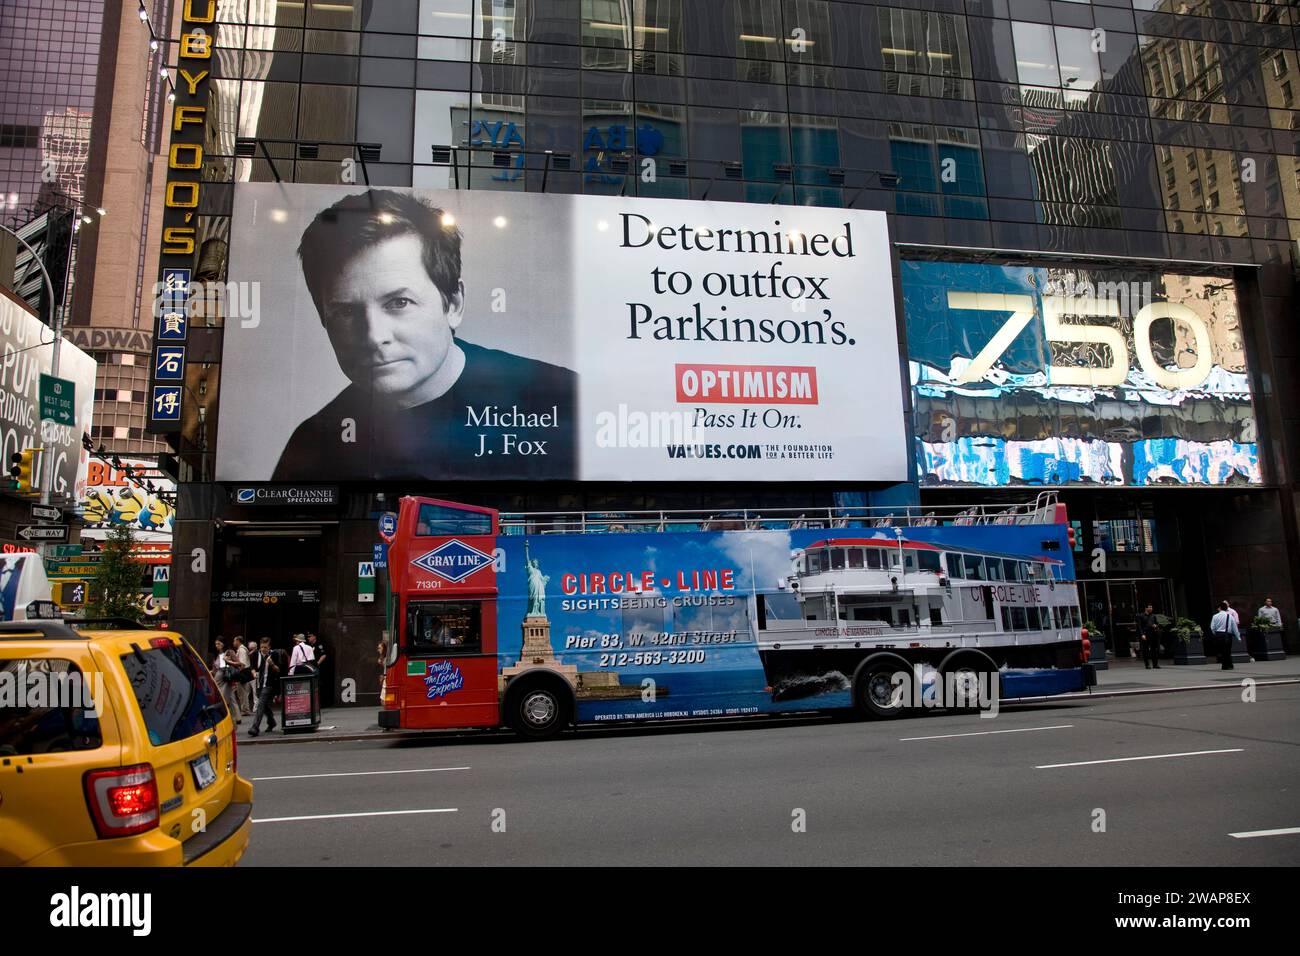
1170, 617, 1207, 665
1248, 613, 1287, 662
1082, 619, 1107, 670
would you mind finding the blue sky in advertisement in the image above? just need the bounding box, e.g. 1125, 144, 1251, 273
488, 522, 1072, 720
901, 259, 1260, 488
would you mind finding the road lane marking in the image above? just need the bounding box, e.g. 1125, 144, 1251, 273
254, 808, 458, 824
1036, 748, 1244, 769
250, 766, 469, 782
901, 724, 1074, 742
1229, 826, 1300, 839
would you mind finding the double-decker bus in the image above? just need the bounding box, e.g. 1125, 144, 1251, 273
378, 494, 1095, 738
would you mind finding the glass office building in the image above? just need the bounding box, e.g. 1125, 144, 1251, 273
165, 0, 1300, 682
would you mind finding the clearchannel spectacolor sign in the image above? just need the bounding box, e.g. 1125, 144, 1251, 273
215, 185, 906, 483
232, 486, 339, 506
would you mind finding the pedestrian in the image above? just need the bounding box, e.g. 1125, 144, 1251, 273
1226, 600, 1240, 628
1136, 604, 1161, 669
307, 631, 330, 704
247, 637, 280, 736
211, 637, 240, 722
289, 632, 316, 675
1210, 601, 1240, 670
1256, 597, 1282, 631
377, 639, 388, 701
231, 635, 253, 715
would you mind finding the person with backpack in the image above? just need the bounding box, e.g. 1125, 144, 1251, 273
289, 633, 316, 675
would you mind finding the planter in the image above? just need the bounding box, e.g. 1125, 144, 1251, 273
1172, 635, 1207, 665
1089, 634, 1108, 670
1247, 628, 1287, 662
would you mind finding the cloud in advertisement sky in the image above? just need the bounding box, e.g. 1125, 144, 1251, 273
718, 531, 794, 593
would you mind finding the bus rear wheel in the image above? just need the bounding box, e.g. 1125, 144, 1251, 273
509, 684, 567, 740
855, 661, 910, 720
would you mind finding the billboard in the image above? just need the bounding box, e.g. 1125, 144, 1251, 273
902, 261, 1260, 487
215, 185, 906, 483
78, 457, 175, 542
0, 290, 96, 498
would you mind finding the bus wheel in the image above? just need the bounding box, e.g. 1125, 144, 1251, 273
855, 662, 909, 720
510, 685, 567, 740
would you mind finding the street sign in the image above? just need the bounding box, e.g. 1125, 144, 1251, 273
379, 512, 397, 540
372, 542, 388, 569
30, 503, 63, 523
39, 374, 76, 426
18, 524, 69, 542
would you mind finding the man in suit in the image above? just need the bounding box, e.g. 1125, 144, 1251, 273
273, 189, 577, 481
1210, 601, 1240, 670
1136, 604, 1161, 669
247, 637, 281, 736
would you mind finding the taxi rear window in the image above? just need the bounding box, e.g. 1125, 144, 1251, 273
119, 642, 225, 746
0, 658, 103, 756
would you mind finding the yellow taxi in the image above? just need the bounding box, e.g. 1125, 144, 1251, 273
0, 616, 253, 866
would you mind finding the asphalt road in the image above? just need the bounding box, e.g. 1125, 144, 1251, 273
237, 683, 1300, 866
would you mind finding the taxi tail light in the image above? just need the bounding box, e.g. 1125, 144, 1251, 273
84, 763, 160, 838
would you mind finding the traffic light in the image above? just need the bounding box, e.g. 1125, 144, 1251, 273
8, 448, 38, 495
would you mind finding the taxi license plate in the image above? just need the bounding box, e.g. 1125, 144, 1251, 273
191, 753, 217, 791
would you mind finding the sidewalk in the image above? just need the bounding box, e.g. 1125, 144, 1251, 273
234, 655, 1299, 746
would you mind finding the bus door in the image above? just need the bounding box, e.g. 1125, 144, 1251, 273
387, 497, 502, 730
400, 598, 499, 728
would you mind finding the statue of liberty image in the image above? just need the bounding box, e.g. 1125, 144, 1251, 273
524, 540, 549, 618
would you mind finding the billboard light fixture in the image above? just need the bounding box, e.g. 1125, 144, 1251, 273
431, 145, 453, 164
296, 143, 319, 160
357, 143, 381, 163
492, 150, 512, 167
234, 138, 256, 158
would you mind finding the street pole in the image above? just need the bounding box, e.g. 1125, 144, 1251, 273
1, 222, 65, 559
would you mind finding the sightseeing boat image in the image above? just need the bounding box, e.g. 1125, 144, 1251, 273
756, 536, 1083, 701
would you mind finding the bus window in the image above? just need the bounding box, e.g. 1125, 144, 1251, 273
897, 607, 911, 626
848, 548, 864, 569
963, 554, 984, 580
929, 607, 943, 626
986, 559, 1004, 582
407, 602, 482, 654
946, 553, 963, 579
416, 503, 493, 536
1070, 606, 1082, 628
831, 548, 846, 570
918, 551, 941, 573
866, 548, 882, 570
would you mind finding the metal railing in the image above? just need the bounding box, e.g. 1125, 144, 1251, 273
497, 492, 1059, 536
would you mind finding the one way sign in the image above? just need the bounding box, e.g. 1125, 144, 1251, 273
18, 524, 69, 542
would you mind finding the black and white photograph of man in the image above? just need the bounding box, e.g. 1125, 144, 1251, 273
219, 186, 577, 481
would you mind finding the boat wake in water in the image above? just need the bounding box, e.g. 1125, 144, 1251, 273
771, 670, 851, 702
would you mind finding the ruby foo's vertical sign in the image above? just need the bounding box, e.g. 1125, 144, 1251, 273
147, 0, 216, 433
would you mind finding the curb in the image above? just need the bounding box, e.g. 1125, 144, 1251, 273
1003, 676, 1300, 706
237, 677, 1300, 745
